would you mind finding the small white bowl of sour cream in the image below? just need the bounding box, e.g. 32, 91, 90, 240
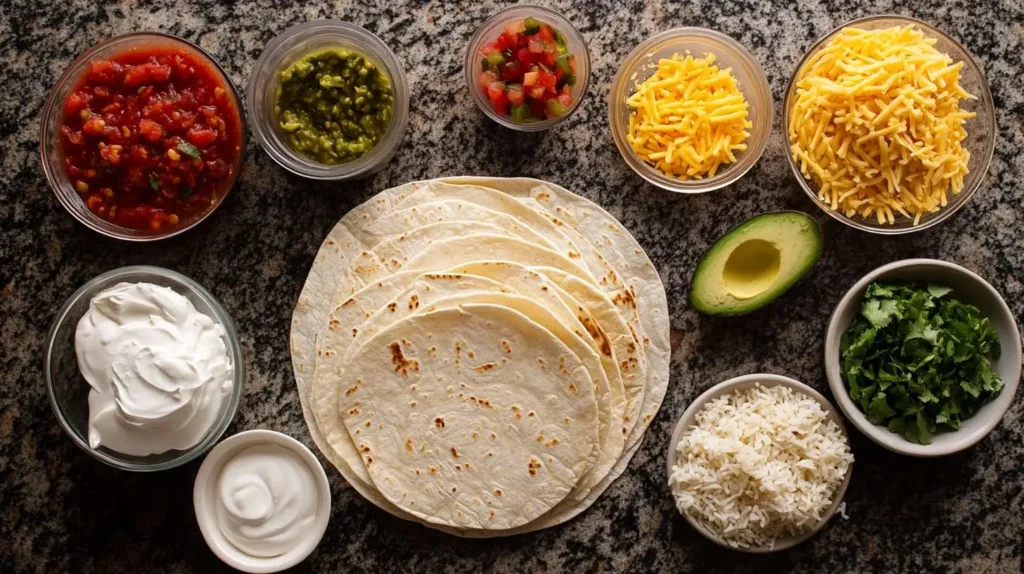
194, 429, 331, 573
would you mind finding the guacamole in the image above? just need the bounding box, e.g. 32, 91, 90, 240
275, 48, 394, 165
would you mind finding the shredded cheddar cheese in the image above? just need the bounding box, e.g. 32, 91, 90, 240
626, 53, 751, 180
788, 25, 977, 225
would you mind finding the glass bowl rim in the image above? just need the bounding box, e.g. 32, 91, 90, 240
607, 26, 774, 194
245, 19, 410, 180
781, 14, 997, 235
38, 31, 249, 242
463, 4, 592, 132
43, 265, 245, 472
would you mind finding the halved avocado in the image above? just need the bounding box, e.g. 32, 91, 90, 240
689, 212, 822, 316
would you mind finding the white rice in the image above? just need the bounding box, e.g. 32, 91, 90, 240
669, 384, 854, 549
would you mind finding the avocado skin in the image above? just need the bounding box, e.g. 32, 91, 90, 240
689, 212, 823, 317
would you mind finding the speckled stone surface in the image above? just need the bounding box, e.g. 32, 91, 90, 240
2, 0, 1023, 572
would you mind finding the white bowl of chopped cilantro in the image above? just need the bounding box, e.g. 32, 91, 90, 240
825, 259, 1021, 456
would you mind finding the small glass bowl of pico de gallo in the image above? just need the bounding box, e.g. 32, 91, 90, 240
40, 33, 247, 241
464, 5, 591, 131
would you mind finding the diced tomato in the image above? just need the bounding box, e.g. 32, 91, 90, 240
561, 84, 573, 97
537, 70, 557, 89
528, 36, 546, 54
529, 85, 546, 100
517, 47, 536, 66
501, 60, 525, 82
481, 41, 502, 56
64, 92, 91, 116
523, 71, 539, 86
123, 63, 172, 87
186, 127, 218, 148
495, 32, 517, 52
557, 93, 572, 107
569, 55, 577, 73
538, 24, 556, 44
542, 51, 557, 69
507, 84, 525, 106
487, 82, 508, 112
87, 60, 118, 84
479, 70, 499, 90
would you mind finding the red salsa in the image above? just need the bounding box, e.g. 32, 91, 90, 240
60, 46, 243, 231
478, 17, 578, 123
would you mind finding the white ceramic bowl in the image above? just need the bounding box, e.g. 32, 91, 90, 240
193, 430, 332, 573
667, 373, 853, 553
825, 259, 1022, 457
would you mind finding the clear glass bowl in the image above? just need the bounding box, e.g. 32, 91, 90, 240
39, 32, 247, 241
782, 15, 996, 235
608, 28, 773, 193
463, 5, 591, 131
247, 20, 410, 180
43, 266, 244, 472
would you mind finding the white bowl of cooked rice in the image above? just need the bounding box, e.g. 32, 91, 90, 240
667, 373, 854, 552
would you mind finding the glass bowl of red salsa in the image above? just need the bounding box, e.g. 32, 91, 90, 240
464, 5, 591, 131
40, 33, 246, 241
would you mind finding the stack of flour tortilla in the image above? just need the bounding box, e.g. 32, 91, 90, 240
290, 177, 669, 536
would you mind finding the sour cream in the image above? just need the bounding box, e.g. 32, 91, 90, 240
74, 282, 234, 456
216, 443, 320, 558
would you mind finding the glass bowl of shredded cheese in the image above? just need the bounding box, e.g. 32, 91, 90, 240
783, 15, 996, 234
609, 28, 773, 193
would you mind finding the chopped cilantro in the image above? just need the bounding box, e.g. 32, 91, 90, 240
840, 282, 1003, 444
177, 141, 202, 159
149, 174, 160, 191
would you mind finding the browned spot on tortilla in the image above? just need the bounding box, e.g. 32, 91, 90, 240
455, 465, 462, 471
352, 328, 358, 338
329, 317, 340, 329
435, 417, 445, 428
627, 341, 637, 353
429, 466, 437, 474
536, 191, 550, 201
414, 469, 420, 475
408, 293, 420, 310
536, 432, 544, 442
410, 401, 417, 408
620, 357, 639, 372
326, 239, 336, 245
489, 510, 496, 520
345, 384, 359, 396
501, 340, 512, 354
428, 346, 437, 358
359, 444, 370, 453
387, 302, 397, 312
527, 411, 535, 417
612, 288, 637, 310
490, 433, 497, 439
476, 398, 492, 408
546, 438, 560, 447
568, 383, 577, 394
471, 432, 479, 439
389, 258, 402, 269
341, 298, 356, 308
578, 313, 613, 357
511, 406, 522, 420
473, 362, 498, 373
528, 457, 541, 476
450, 447, 460, 458
389, 342, 420, 376
405, 439, 413, 452
365, 420, 372, 427
537, 358, 546, 370
568, 250, 580, 259
643, 336, 650, 347
354, 429, 361, 435
365, 456, 373, 465
564, 417, 570, 425
467, 350, 475, 359
644, 413, 653, 423
494, 488, 502, 497
348, 407, 360, 415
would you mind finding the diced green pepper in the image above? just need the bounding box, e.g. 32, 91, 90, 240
555, 53, 572, 74
511, 103, 531, 123
481, 57, 489, 72
563, 71, 577, 87
555, 31, 568, 54
523, 17, 541, 34
546, 99, 568, 117
486, 51, 505, 69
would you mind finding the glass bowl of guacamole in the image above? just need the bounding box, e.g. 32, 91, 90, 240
248, 20, 409, 180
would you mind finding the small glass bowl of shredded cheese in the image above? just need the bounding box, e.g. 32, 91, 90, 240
609, 28, 773, 193
783, 15, 995, 234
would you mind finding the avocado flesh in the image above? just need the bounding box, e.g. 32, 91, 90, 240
689, 212, 822, 316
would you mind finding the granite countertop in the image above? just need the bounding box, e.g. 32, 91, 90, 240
2, 0, 1023, 572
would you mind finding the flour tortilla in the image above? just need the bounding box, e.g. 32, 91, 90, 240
344, 287, 623, 502
338, 304, 599, 529
290, 178, 670, 536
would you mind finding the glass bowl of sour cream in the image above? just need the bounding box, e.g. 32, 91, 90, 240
44, 266, 245, 471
